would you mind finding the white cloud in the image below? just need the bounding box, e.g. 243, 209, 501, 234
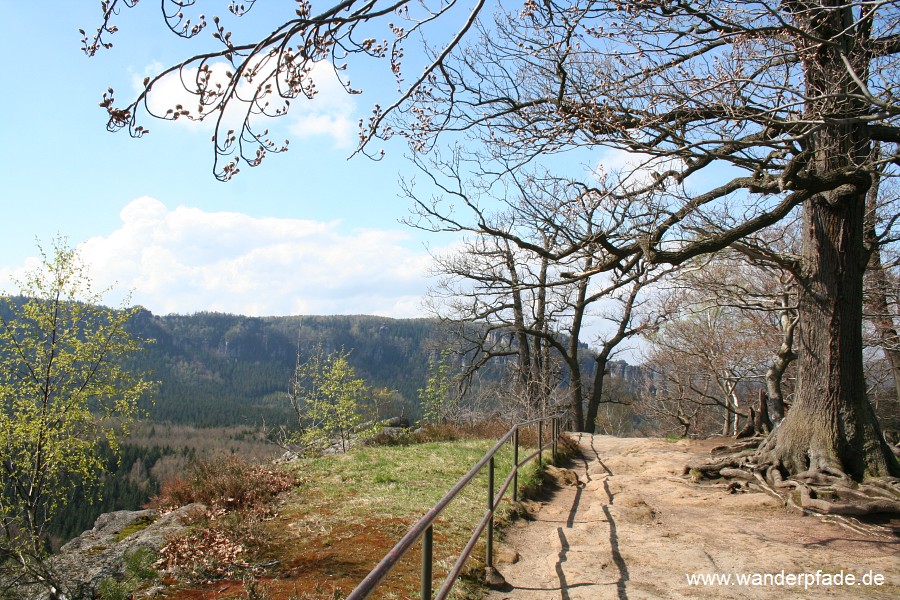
135, 58, 358, 148
26, 197, 435, 318
287, 62, 358, 149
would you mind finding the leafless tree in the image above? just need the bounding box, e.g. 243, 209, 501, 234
637, 365, 711, 438
592, 374, 640, 436
680, 229, 804, 424
644, 295, 772, 436
414, 166, 670, 430
401, 1, 900, 489
865, 149, 900, 404
89, 2, 900, 507
424, 231, 563, 421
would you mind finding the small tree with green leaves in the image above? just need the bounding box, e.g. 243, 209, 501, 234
289, 348, 373, 453
419, 351, 461, 425
0, 238, 153, 595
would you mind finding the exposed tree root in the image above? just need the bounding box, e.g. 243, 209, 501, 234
816, 513, 897, 541
685, 438, 900, 517
710, 436, 766, 455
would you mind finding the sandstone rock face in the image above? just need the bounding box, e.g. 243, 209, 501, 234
20, 503, 204, 600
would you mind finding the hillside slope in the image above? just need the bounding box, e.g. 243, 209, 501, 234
126, 311, 445, 426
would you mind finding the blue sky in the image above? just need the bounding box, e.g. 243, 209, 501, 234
0, 1, 452, 318
0, 2, 662, 362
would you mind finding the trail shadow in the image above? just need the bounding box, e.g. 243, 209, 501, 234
603, 503, 629, 600
555, 527, 572, 600
588, 439, 628, 600
551, 434, 629, 600
587, 434, 613, 476
566, 485, 583, 528
496, 434, 632, 599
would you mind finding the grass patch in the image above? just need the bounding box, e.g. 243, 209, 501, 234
98, 548, 159, 600
114, 515, 157, 542
270, 430, 549, 598
156, 422, 560, 600
300, 439, 508, 516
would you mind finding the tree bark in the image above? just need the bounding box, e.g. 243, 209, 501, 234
767, 179, 899, 480
764, 4, 899, 479
765, 294, 797, 422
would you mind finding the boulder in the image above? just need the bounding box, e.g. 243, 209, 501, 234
383, 416, 411, 428
20, 503, 204, 600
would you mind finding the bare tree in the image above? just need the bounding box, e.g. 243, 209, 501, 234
681, 231, 804, 424
581, 269, 673, 432
864, 150, 900, 407
89, 2, 900, 496
645, 298, 770, 436
415, 166, 670, 430
425, 231, 563, 421
639, 375, 694, 438
401, 1, 900, 486
592, 374, 640, 437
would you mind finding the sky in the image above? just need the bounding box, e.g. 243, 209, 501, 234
0, 1, 461, 319
0, 2, 663, 362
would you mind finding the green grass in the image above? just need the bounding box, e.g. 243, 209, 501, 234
149, 423, 567, 599
296, 438, 518, 529
282, 434, 548, 598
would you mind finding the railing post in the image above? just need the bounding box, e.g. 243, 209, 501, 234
421, 525, 433, 600
487, 456, 495, 568
552, 416, 558, 465
512, 427, 519, 503
538, 420, 543, 466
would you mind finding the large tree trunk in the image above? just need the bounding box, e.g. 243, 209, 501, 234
763, 4, 899, 479
760, 184, 898, 478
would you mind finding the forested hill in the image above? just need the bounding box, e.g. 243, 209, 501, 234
125, 310, 444, 427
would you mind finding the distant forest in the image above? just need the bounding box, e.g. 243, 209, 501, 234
125, 310, 449, 426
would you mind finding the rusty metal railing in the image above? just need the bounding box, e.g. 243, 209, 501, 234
346, 414, 563, 600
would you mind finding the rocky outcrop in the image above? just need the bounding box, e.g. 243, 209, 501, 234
21, 503, 204, 600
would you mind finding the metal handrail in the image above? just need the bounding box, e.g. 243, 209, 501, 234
346, 414, 562, 600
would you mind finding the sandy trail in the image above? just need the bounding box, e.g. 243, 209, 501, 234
488, 434, 898, 599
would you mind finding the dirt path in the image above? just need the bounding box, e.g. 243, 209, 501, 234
488, 434, 898, 599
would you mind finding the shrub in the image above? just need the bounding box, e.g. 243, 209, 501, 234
149, 456, 296, 583
412, 420, 512, 443
364, 429, 415, 447
149, 455, 297, 512
97, 579, 129, 600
